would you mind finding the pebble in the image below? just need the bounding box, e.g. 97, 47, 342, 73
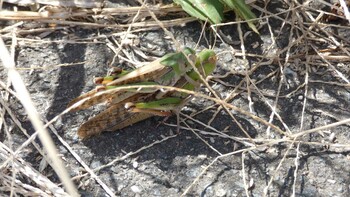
131, 185, 142, 193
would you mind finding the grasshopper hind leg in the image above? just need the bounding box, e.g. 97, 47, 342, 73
106, 112, 154, 132
77, 104, 155, 139
77, 104, 128, 139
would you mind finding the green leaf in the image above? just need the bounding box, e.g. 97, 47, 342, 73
220, 0, 259, 34
174, 0, 224, 24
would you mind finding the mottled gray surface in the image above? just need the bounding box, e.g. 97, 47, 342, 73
1, 0, 349, 196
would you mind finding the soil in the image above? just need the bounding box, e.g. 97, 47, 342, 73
0, 0, 349, 196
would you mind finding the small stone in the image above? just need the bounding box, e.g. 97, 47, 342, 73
90, 161, 102, 169
210, 137, 215, 143
131, 185, 142, 193
216, 188, 226, 197
186, 167, 200, 178
327, 179, 336, 184
133, 161, 138, 168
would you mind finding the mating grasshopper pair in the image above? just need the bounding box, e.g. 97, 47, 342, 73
68, 48, 217, 139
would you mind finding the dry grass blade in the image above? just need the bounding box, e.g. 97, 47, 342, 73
0, 38, 78, 196
0, 4, 183, 20
3, 0, 103, 8
0, 143, 68, 196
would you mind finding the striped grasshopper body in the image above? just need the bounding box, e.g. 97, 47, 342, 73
68, 48, 217, 139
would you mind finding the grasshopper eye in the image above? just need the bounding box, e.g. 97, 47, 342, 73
208, 55, 217, 64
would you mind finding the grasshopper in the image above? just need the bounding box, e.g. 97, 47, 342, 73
68, 48, 217, 139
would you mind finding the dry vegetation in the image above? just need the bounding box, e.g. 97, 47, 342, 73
0, 0, 349, 196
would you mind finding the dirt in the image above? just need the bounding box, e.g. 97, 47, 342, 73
1, 0, 350, 196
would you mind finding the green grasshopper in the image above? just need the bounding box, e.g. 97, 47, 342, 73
68, 48, 217, 139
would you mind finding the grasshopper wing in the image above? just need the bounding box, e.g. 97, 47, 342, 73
67, 87, 138, 111
106, 58, 169, 86
77, 101, 154, 139
67, 60, 172, 111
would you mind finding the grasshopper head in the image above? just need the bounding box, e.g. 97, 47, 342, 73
196, 49, 217, 77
